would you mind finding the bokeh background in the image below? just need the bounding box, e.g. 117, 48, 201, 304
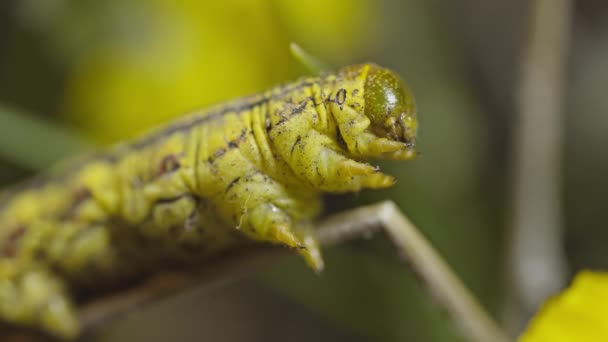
0, 0, 605, 341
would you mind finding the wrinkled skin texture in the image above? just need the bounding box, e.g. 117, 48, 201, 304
0, 64, 417, 338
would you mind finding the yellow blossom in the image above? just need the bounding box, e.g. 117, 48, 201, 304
519, 271, 608, 342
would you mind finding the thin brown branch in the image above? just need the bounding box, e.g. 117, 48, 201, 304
76, 201, 508, 342
317, 201, 509, 342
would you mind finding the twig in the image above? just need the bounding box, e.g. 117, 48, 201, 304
316, 201, 509, 342
78, 201, 508, 342
289, 42, 329, 75
505, 0, 571, 334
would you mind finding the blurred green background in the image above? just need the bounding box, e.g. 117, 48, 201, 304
0, 0, 606, 341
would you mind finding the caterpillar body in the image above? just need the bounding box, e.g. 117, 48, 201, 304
0, 63, 417, 338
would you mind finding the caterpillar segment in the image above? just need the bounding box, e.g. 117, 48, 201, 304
0, 63, 417, 338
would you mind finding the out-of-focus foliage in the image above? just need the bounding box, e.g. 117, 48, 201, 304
519, 271, 608, 341
0, 104, 87, 170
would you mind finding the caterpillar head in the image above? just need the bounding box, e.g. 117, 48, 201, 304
362, 64, 417, 160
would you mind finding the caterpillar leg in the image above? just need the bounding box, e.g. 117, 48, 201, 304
289, 129, 395, 192
50, 223, 129, 288
246, 203, 323, 271
268, 108, 393, 192
333, 105, 417, 160
0, 262, 79, 339
219, 170, 323, 271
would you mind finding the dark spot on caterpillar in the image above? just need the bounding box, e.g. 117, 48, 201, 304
74, 187, 92, 204
238, 129, 248, 140
352, 88, 359, 96
291, 135, 303, 154
225, 177, 241, 193
275, 97, 312, 128
274, 127, 285, 136
336, 88, 347, 106
208, 148, 226, 163
291, 98, 310, 115
335, 129, 347, 150
226, 128, 249, 150
61, 187, 92, 219
209, 162, 220, 175
2, 225, 27, 257
152, 194, 193, 206
159, 154, 181, 175
244, 170, 262, 182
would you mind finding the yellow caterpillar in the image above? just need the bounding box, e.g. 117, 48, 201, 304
0, 63, 417, 338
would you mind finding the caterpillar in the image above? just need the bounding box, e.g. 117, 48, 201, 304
0, 63, 417, 339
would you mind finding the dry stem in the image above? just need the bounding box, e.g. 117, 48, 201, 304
78, 201, 508, 342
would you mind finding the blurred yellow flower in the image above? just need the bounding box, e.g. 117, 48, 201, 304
60, 0, 375, 144
271, 0, 376, 60
519, 271, 608, 342
63, 0, 286, 143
